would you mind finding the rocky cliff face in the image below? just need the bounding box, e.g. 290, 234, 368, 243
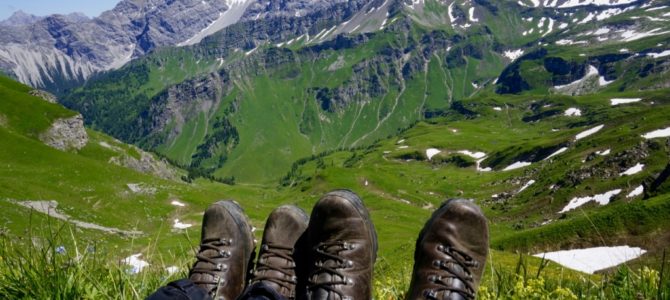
0, 0, 384, 93
0, 0, 254, 92
39, 115, 89, 151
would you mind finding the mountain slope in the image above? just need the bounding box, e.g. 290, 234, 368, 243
61, 0, 670, 183
280, 87, 670, 260
0, 0, 380, 93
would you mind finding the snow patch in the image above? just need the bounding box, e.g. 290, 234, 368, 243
457, 150, 487, 160
621, 28, 670, 42
647, 50, 670, 58
171, 200, 186, 207
575, 125, 604, 141
245, 47, 258, 56
123, 254, 149, 274
556, 39, 588, 45
468, 7, 478, 22
533, 246, 646, 274
611, 98, 642, 105
620, 163, 644, 176
554, 65, 599, 89
178, 0, 252, 46
503, 49, 524, 61
426, 148, 441, 160
596, 149, 611, 156
564, 108, 582, 116
166, 266, 180, 275
518, 180, 536, 193
559, 189, 622, 213
557, 0, 636, 8
642, 127, 670, 139
173, 219, 193, 230
627, 185, 644, 198
503, 161, 532, 171
599, 76, 614, 86
545, 147, 568, 160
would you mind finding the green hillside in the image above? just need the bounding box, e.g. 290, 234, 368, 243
2, 0, 670, 297
1, 75, 668, 298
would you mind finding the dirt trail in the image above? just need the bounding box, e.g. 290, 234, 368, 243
13, 200, 142, 236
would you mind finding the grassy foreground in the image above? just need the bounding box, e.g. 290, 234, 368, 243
0, 224, 667, 299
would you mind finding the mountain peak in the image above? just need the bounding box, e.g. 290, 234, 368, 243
0, 10, 43, 27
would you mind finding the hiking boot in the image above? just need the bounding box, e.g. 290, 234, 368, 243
305, 190, 378, 300
407, 199, 489, 300
189, 200, 256, 300
250, 205, 309, 299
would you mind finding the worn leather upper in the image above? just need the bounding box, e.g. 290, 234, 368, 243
407, 199, 489, 300
252, 205, 309, 299
305, 190, 378, 300
189, 200, 255, 300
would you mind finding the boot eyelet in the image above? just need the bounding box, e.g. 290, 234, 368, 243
262, 244, 269, 251
344, 260, 354, 268
437, 244, 444, 251
345, 278, 354, 286
432, 260, 442, 268
216, 263, 223, 271
423, 290, 437, 298
220, 250, 231, 258
428, 275, 437, 282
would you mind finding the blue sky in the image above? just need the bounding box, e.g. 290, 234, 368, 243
0, 0, 120, 20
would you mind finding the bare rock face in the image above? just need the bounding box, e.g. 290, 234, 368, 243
29, 90, 58, 103
39, 115, 89, 151
109, 148, 178, 181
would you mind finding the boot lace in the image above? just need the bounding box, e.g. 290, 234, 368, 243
308, 241, 357, 300
423, 245, 478, 300
190, 237, 233, 288
253, 243, 298, 291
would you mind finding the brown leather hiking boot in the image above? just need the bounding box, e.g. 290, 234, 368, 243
407, 199, 489, 300
305, 190, 378, 300
189, 200, 256, 300
250, 205, 309, 299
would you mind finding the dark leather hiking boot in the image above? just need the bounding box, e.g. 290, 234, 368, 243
250, 205, 309, 299
189, 200, 256, 300
407, 199, 489, 300
305, 190, 378, 300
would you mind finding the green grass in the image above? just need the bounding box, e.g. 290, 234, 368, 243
1, 226, 667, 299
0, 76, 76, 137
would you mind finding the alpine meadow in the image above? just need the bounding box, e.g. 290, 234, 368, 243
0, 0, 669, 298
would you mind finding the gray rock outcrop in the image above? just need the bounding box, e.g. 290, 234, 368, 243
39, 115, 89, 151
29, 90, 58, 103
109, 148, 179, 181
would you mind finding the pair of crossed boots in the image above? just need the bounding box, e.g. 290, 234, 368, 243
186, 190, 488, 300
